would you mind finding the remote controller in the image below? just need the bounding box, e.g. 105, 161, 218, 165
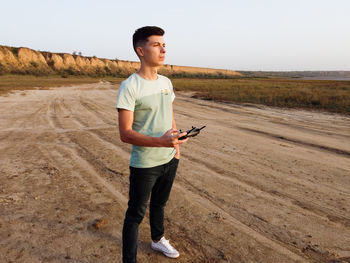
178, 126, 206, 140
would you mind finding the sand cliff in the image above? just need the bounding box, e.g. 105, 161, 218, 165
0, 45, 241, 77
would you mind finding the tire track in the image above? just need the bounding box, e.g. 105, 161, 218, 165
171, 182, 312, 263
58, 143, 127, 205
47, 94, 129, 162
177, 171, 342, 262
0, 131, 12, 142
0, 98, 46, 130
238, 126, 350, 157
181, 150, 350, 229
47, 96, 63, 129
178, 121, 350, 196
175, 95, 350, 158
44, 95, 128, 203
79, 98, 116, 126
41, 134, 128, 205
60, 98, 131, 159
48, 95, 130, 181
175, 161, 344, 262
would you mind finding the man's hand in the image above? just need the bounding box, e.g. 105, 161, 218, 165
160, 128, 189, 147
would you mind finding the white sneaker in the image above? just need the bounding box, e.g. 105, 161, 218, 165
151, 237, 180, 258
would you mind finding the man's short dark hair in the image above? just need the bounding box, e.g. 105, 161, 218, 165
133, 26, 165, 55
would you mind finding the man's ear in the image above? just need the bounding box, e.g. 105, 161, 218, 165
136, 46, 144, 57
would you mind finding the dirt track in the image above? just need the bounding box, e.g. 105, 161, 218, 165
0, 82, 350, 263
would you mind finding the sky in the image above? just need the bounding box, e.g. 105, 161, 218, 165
1, 0, 349, 71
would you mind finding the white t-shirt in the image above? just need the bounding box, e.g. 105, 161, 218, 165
116, 73, 176, 168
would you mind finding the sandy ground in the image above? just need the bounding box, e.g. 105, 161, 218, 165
0, 82, 350, 263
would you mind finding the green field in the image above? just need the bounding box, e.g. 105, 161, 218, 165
1, 74, 349, 115
172, 77, 350, 115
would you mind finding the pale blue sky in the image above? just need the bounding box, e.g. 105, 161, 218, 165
1, 0, 349, 71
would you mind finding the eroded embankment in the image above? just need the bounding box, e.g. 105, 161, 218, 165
0, 45, 241, 77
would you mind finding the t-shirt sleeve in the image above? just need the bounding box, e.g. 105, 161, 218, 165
116, 81, 135, 112
169, 79, 176, 102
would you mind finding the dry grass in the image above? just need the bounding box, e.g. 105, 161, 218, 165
0, 75, 123, 96
102, 76, 124, 85
172, 78, 350, 115
2, 74, 349, 115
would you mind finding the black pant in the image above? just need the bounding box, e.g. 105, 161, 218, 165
122, 157, 179, 263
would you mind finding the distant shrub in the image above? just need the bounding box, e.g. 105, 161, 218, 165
10, 68, 26, 75
30, 61, 39, 68
104, 66, 111, 74
109, 67, 134, 78
64, 66, 79, 76
54, 66, 80, 77
167, 71, 239, 79
94, 66, 106, 77
10, 47, 20, 57
47, 60, 55, 68
24, 66, 51, 76
0, 62, 8, 75
67, 66, 77, 75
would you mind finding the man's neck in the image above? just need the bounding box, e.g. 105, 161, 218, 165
137, 65, 159, 80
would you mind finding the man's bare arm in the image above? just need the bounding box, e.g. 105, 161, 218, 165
172, 104, 181, 158
118, 109, 188, 147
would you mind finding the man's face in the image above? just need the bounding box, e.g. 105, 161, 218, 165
137, 35, 166, 67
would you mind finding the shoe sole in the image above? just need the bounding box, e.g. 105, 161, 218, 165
151, 246, 180, 258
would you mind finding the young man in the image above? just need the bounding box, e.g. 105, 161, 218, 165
116, 26, 188, 263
